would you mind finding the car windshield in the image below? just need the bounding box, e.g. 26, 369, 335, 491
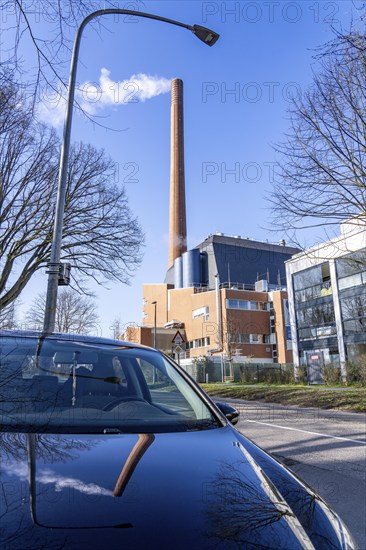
0, 335, 219, 434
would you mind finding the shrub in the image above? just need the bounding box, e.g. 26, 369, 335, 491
238, 365, 257, 383
346, 355, 366, 386
264, 368, 281, 384
322, 364, 342, 385
238, 364, 295, 385
294, 365, 307, 384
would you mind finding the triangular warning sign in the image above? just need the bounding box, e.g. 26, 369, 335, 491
172, 330, 185, 344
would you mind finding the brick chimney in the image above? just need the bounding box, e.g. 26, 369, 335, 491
168, 78, 187, 268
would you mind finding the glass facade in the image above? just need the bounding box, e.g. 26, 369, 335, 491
293, 264, 332, 303
336, 250, 366, 278
338, 271, 366, 290
293, 265, 322, 291
341, 292, 366, 334
294, 280, 332, 303
292, 249, 366, 367
337, 250, 366, 343
293, 263, 335, 347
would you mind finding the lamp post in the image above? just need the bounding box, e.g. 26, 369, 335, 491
151, 301, 157, 348
43, 9, 219, 333
151, 300, 157, 384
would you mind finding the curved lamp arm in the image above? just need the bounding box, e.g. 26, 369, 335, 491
43, 8, 219, 333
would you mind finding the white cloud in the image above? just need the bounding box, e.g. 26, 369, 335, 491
37, 93, 67, 127
37, 70, 172, 127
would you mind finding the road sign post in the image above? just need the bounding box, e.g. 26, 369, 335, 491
172, 331, 185, 364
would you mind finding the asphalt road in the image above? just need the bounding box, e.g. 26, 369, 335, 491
217, 398, 366, 549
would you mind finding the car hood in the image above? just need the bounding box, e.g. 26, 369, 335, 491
0, 426, 353, 549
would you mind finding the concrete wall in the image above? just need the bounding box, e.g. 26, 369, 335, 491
143, 284, 173, 327
271, 290, 293, 364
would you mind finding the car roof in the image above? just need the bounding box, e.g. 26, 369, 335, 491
0, 329, 156, 352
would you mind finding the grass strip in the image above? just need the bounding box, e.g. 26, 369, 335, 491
201, 384, 366, 413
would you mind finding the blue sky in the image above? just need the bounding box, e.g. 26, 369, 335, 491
6, 0, 362, 335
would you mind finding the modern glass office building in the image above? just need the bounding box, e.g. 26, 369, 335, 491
286, 219, 366, 381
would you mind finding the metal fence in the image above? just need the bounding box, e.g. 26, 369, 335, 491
180, 361, 295, 384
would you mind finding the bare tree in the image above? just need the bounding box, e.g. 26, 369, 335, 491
26, 289, 99, 334
0, 301, 17, 329
1, 1, 118, 100
222, 316, 263, 360
222, 318, 242, 363
110, 317, 123, 340
0, 79, 144, 311
269, 28, 366, 236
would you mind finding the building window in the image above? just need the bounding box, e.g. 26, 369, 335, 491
341, 292, 366, 334
298, 326, 337, 340
338, 271, 366, 291
192, 306, 209, 321
293, 262, 333, 303
293, 265, 322, 291
296, 303, 335, 328
228, 333, 264, 344
229, 333, 249, 344
336, 250, 366, 290
341, 293, 366, 319
296, 302, 336, 341
294, 280, 332, 303
265, 334, 276, 344
343, 320, 366, 334
226, 299, 269, 311
186, 337, 211, 349
336, 249, 366, 278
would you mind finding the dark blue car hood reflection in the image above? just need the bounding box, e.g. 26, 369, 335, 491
0, 426, 351, 549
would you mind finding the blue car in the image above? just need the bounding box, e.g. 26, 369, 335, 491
0, 330, 355, 549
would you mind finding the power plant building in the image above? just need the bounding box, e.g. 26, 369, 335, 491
122, 78, 300, 364
138, 233, 299, 363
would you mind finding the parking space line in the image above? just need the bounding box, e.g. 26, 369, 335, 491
244, 420, 366, 445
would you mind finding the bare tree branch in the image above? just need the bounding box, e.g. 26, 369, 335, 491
1, 1, 118, 96
0, 300, 17, 328
0, 78, 144, 311
269, 27, 366, 237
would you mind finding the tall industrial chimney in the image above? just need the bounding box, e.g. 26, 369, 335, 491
168, 78, 187, 268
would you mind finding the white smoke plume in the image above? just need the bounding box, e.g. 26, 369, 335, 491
37, 69, 172, 127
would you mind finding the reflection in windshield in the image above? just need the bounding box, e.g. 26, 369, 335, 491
0, 336, 217, 433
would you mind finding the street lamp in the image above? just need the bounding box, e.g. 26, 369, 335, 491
151, 301, 157, 348
43, 9, 219, 333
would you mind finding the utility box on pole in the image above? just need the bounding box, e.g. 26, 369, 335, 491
58, 263, 71, 286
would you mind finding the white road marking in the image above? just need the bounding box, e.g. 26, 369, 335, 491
244, 420, 366, 445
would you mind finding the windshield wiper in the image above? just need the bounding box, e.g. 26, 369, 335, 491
103, 428, 122, 434
184, 420, 218, 432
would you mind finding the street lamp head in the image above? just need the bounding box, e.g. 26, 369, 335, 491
191, 24, 220, 46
